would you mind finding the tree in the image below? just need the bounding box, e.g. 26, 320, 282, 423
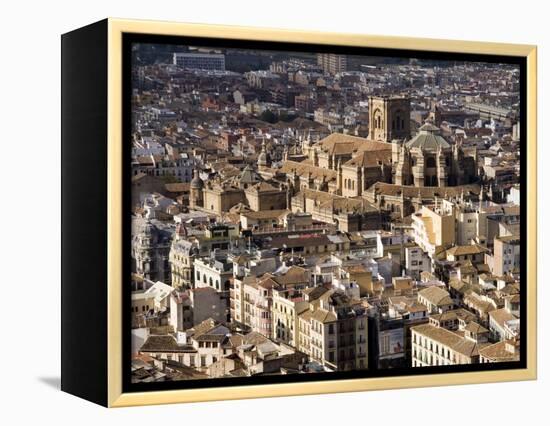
260, 109, 278, 124
161, 174, 180, 184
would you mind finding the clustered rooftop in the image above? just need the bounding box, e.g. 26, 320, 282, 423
129, 47, 521, 382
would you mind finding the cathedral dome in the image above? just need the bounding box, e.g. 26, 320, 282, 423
405, 123, 451, 151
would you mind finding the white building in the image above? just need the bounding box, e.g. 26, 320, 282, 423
173, 52, 225, 71
404, 245, 431, 279
194, 255, 233, 292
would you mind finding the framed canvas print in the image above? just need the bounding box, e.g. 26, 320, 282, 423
61, 18, 537, 407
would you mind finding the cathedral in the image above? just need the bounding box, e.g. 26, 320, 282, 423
393, 122, 477, 187
299, 95, 477, 194
188, 95, 479, 225
367, 95, 477, 188
290, 95, 480, 221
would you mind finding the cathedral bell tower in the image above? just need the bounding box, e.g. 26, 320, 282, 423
368, 95, 411, 142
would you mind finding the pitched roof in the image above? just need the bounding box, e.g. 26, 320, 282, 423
464, 321, 489, 334
430, 308, 477, 323
188, 318, 217, 338
367, 182, 481, 198
245, 181, 281, 193
316, 133, 392, 155
140, 335, 195, 353
279, 160, 337, 182
489, 308, 516, 327
165, 183, 190, 193
311, 308, 337, 323
273, 266, 310, 286
478, 339, 519, 362
240, 209, 289, 220
343, 149, 392, 168
447, 244, 489, 257
418, 286, 453, 306
412, 324, 480, 358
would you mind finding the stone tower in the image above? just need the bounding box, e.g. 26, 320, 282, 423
257, 139, 269, 168
368, 95, 411, 142
189, 169, 204, 208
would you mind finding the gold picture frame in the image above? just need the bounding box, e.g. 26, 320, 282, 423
61, 17, 537, 407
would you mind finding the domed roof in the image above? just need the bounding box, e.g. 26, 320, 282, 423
190, 170, 204, 189
405, 123, 450, 151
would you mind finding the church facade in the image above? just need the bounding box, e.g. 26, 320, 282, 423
393, 123, 477, 188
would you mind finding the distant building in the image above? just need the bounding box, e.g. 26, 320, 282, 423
404, 245, 431, 279
169, 224, 199, 289
411, 323, 484, 366
173, 52, 225, 71
317, 53, 347, 75
490, 235, 520, 276
194, 254, 233, 293
417, 286, 453, 314
299, 290, 369, 371
132, 219, 172, 284
479, 339, 520, 363
411, 202, 456, 257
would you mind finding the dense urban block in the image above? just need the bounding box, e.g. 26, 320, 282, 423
130, 44, 521, 382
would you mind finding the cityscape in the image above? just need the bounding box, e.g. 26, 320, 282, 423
130, 43, 521, 383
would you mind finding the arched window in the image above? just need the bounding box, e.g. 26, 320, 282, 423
209, 277, 213, 286
426, 156, 437, 168
373, 109, 382, 129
